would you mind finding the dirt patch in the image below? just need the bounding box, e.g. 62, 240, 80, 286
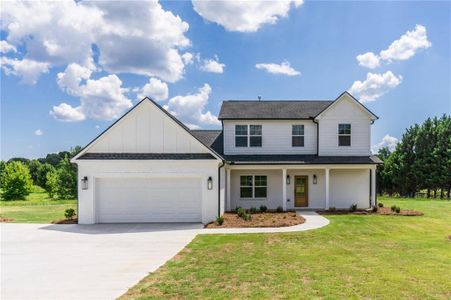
318, 208, 423, 216
377, 207, 423, 216
205, 212, 305, 228
0, 216, 15, 222
51, 218, 78, 224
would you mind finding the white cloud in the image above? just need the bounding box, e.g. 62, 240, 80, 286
1, 0, 191, 82
200, 56, 225, 73
1, 57, 50, 84
34, 129, 43, 136
182, 52, 194, 65
0, 40, 17, 53
255, 60, 300, 76
372, 134, 399, 153
165, 83, 220, 127
137, 77, 169, 101
356, 24, 431, 68
349, 71, 402, 102
192, 0, 303, 32
51, 63, 132, 122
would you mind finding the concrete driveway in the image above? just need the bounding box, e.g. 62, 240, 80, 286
1, 223, 203, 300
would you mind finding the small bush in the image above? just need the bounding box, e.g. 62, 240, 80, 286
276, 206, 283, 212
236, 207, 246, 218
372, 206, 378, 213
395, 206, 401, 214
243, 213, 252, 221
64, 208, 76, 219
378, 202, 384, 208
216, 216, 224, 225
250, 206, 258, 214
259, 205, 268, 212
329, 206, 336, 212
391, 205, 397, 212
350, 204, 357, 212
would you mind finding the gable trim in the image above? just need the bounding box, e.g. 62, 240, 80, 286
314, 91, 379, 121
71, 97, 223, 162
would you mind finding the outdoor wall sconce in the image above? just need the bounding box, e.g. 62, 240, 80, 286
286, 175, 290, 185
207, 176, 213, 190
313, 174, 317, 184
81, 176, 88, 190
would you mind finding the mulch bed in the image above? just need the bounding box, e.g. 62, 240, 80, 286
377, 207, 423, 216
0, 216, 15, 223
318, 208, 423, 216
51, 218, 78, 224
206, 212, 305, 228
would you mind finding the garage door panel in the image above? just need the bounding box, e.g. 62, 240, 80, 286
96, 177, 202, 223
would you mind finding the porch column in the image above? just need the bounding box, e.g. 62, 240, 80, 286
371, 166, 376, 207
226, 169, 231, 211
282, 169, 287, 211
325, 167, 330, 210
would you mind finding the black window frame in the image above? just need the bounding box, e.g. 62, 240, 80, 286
235, 124, 262, 148
338, 123, 351, 146
292, 125, 305, 147
240, 175, 267, 199
235, 125, 248, 147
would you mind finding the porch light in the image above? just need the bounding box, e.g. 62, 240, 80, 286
313, 174, 317, 184
81, 176, 88, 190
207, 176, 213, 190
286, 175, 290, 185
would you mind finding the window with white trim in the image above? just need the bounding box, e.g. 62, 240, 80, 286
240, 175, 267, 198
235, 125, 262, 147
338, 124, 351, 146
292, 125, 304, 147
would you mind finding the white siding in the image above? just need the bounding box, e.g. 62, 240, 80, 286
223, 120, 317, 155
317, 95, 372, 156
330, 169, 370, 209
88, 100, 207, 154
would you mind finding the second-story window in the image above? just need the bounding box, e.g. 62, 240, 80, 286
338, 124, 351, 146
235, 125, 262, 147
292, 125, 304, 147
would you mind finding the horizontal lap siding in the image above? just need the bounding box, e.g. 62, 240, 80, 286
330, 169, 370, 209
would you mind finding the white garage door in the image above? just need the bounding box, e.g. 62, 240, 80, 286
95, 177, 202, 223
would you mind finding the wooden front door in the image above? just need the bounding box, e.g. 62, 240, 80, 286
294, 176, 308, 207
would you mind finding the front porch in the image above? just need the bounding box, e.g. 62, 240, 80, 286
225, 164, 376, 211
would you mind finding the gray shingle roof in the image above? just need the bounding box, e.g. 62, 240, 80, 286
78, 153, 216, 160
223, 155, 382, 165
218, 100, 333, 120
190, 130, 223, 155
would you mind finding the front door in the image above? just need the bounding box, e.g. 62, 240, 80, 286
294, 176, 308, 207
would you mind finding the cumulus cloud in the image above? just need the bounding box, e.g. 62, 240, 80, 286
1, 0, 190, 82
0, 40, 16, 53
372, 134, 399, 153
349, 71, 402, 102
51, 63, 132, 122
192, 0, 303, 32
182, 52, 194, 65
356, 24, 431, 69
1, 57, 50, 84
137, 77, 169, 101
34, 129, 43, 136
200, 56, 225, 73
164, 83, 220, 128
255, 60, 300, 76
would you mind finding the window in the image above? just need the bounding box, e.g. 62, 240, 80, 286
292, 125, 304, 147
338, 124, 351, 146
240, 175, 267, 198
235, 125, 262, 147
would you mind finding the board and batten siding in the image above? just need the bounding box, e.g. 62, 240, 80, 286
223, 120, 317, 155
317, 95, 372, 156
88, 100, 208, 154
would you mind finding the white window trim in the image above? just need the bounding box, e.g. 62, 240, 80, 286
338, 123, 352, 147
292, 124, 305, 147
235, 124, 262, 148
235, 125, 248, 147
239, 175, 268, 200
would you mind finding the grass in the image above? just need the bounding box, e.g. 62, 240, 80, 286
121, 197, 451, 299
0, 186, 77, 223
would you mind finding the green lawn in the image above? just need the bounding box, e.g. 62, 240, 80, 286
0, 187, 77, 223
121, 197, 451, 300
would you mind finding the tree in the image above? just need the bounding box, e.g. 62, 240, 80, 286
28, 159, 42, 185
45, 169, 58, 198
1, 161, 33, 200
56, 157, 77, 199
36, 163, 56, 188
0, 160, 6, 188
376, 147, 392, 195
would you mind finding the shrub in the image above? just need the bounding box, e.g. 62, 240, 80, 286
64, 208, 76, 219
236, 207, 246, 218
1, 161, 33, 200
395, 206, 401, 214
350, 204, 357, 212
378, 202, 384, 208
45, 170, 58, 198
259, 205, 267, 212
216, 216, 224, 225
372, 206, 378, 213
243, 213, 252, 221
250, 206, 258, 214
276, 206, 283, 212
329, 206, 336, 212
391, 205, 397, 212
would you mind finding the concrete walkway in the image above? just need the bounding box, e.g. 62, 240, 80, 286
1, 212, 328, 300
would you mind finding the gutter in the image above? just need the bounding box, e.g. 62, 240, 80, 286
218, 160, 225, 217
312, 118, 319, 155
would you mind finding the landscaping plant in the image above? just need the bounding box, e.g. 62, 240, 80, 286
259, 205, 267, 212
391, 205, 397, 212
378, 202, 384, 208
216, 216, 224, 225
64, 208, 76, 219
250, 206, 258, 214
395, 206, 401, 214
276, 206, 283, 212
350, 204, 357, 212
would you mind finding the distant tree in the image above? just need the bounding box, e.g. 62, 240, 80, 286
56, 157, 77, 199
376, 147, 392, 195
7, 157, 30, 164
45, 169, 58, 198
1, 161, 33, 200
0, 160, 6, 188
44, 153, 63, 166
70, 146, 82, 158
28, 159, 42, 185
36, 163, 56, 188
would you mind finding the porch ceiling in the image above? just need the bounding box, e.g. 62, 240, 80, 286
224, 155, 382, 165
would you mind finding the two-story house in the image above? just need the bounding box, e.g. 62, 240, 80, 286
72, 91, 381, 224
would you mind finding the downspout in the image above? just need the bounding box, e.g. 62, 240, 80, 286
312, 118, 319, 155
218, 160, 225, 217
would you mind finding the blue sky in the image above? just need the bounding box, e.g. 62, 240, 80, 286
1, 0, 450, 160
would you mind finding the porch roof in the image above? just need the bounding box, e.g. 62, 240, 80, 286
224, 155, 382, 165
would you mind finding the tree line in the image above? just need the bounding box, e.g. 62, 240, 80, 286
0, 146, 81, 200
376, 115, 450, 198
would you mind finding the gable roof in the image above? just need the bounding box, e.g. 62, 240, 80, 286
71, 98, 223, 162
191, 130, 223, 155
218, 100, 333, 120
